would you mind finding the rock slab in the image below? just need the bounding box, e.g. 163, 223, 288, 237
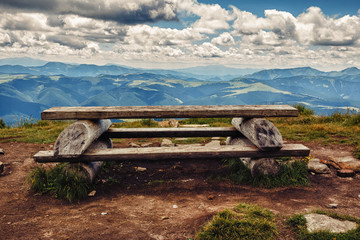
330, 156, 360, 171
308, 158, 330, 174
305, 213, 357, 233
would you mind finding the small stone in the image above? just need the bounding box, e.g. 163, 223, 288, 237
161, 216, 169, 220
205, 140, 221, 147
101, 212, 107, 215
88, 190, 96, 197
327, 203, 338, 209
0, 162, 4, 174
337, 169, 356, 178
172, 205, 178, 209
0, 148, 4, 154
134, 166, 147, 172
141, 143, 152, 147
129, 142, 140, 148
181, 179, 194, 183
207, 195, 216, 200
161, 139, 174, 147
169, 119, 179, 128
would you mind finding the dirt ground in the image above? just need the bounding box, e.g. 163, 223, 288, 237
1, 141, 360, 240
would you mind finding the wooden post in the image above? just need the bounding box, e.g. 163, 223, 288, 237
69, 138, 113, 183
231, 118, 283, 151
54, 119, 111, 158
226, 137, 281, 177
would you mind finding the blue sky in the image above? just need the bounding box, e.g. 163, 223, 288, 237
0, 0, 359, 70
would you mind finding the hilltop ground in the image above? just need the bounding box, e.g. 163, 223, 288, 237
1, 141, 360, 240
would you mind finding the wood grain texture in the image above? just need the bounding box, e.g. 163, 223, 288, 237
41, 105, 298, 120
54, 119, 111, 157
34, 144, 310, 163
226, 136, 281, 177
73, 138, 112, 182
103, 127, 242, 138
232, 117, 283, 151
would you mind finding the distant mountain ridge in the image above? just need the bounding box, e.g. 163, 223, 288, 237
0, 61, 359, 125
0, 59, 259, 80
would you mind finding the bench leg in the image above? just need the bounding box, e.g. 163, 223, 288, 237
226, 137, 281, 177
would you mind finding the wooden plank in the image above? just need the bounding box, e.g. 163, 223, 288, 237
33, 144, 310, 163
102, 127, 242, 138
41, 105, 298, 120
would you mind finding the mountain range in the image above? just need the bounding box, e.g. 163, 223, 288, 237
0, 60, 359, 125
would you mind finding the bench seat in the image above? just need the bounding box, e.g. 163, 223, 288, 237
34, 144, 310, 163
41, 105, 298, 120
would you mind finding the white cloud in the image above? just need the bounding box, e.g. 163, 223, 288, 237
0, 1, 359, 70
232, 6, 360, 47
176, 0, 234, 33
211, 32, 235, 46
192, 42, 225, 57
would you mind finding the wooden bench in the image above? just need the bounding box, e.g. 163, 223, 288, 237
33, 105, 310, 165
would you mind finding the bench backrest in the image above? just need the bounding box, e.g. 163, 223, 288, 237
41, 105, 298, 120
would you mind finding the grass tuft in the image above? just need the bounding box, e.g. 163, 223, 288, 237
195, 203, 278, 240
293, 104, 314, 116
27, 163, 90, 202
227, 158, 310, 188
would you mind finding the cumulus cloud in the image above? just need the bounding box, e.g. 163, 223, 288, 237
211, 32, 235, 46
232, 6, 360, 47
192, 42, 225, 58
0, 0, 359, 69
0, 0, 178, 24
176, 0, 234, 33
125, 25, 204, 47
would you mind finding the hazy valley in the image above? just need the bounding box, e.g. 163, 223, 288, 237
1, 61, 359, 124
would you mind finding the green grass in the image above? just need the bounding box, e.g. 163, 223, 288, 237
27, 163, 90, 202
195, 203, 278, 240
226, 158, 310, 188
179, 117, 232, 127
0, 120, 71, 143
286, 211, 360, 239
272, 106, 360, 158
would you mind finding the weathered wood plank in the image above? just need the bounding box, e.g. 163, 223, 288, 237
41, 105, 298, 120
102, 127, 242, 138
34, 144, 310, 163
54, 119, 111, 157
